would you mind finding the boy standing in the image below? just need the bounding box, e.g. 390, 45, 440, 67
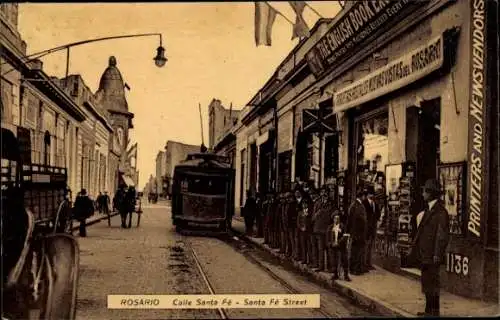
327, 211, 351, 281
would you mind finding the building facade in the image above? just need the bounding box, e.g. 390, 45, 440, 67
2, 5, 88, 199
235, 18, 333, 210
57, 75, 113, 198
1, 3, 24, 136
232, 0, 498, 302
20, 63, 87, 197
2, 4, 141, 201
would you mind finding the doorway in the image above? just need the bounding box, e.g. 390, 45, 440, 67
259, 146, 271, 194
240, 149, 245, 206
415, 98, 441, 209
249, 143, 257, 194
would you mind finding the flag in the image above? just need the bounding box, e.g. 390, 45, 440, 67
289, 1, 310, 39
254, 2, 278, 46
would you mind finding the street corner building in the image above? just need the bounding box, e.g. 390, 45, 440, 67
95, 56, 139, 191
214, 0, 498, 302
1, 4, 138, 201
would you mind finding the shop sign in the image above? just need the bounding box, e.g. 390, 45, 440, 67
446, 252, 470, 277
334, 35, 444, 112
438, 163, 467, 235
466, 0, 488, 239
301, 108, 337, 134
306, 0, 421, 78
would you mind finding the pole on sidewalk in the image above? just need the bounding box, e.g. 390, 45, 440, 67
274, 104, 279, 192
318, 105, 325, 187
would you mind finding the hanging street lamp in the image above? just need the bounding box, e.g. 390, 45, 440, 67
2, 33, 167, 77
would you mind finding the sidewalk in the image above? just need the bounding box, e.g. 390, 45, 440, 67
231, 217, 499, 317
71, 211, 120, 232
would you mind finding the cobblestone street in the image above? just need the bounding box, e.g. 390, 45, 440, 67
75, 200, 372, 319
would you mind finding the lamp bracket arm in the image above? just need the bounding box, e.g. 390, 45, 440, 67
24, 33, 163, 62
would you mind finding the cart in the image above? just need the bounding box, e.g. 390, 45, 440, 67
1, 128, 79, 320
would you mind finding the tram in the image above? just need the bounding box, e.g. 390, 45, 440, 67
1, 127, 79, 320
171, 152, 235, 233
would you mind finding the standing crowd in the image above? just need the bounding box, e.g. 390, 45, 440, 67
242, 178, 450, 316
242, 181, 382, 282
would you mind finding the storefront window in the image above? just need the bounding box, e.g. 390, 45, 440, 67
356, 112, 389, 231
356, 113, 389, 188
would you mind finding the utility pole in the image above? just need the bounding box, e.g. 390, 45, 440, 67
199, 103, 207, 152
273, 104, 279, 193
317, 104, 325, 187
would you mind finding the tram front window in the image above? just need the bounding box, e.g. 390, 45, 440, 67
186, 177, 226, 195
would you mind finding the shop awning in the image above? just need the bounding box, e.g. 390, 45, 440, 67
122, 175, 135, 187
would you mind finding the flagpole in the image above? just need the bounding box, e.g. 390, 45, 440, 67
305, 3, 324, 19
266, 2, 295, 27
199, 103, 206, 150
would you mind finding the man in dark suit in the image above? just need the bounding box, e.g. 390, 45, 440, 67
346, 187, 368, 275
114, 184, 128, 228
243, 190, 257, 236
408, 179, 450, 317
73, 189, 94, 237
363, 186, 381, 270
311, 186, 333, 271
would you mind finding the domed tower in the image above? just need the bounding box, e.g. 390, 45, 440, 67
95, 56, 136, 192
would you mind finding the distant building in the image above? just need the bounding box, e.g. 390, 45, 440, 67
145, 174, 156, 195
164, 140, 200, 194
208, 99, 240, 151
155, 150, 167, 197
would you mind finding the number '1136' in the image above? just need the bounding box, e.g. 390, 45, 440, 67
446, 253, 469, 276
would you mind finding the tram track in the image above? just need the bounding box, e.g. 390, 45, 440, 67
182, 231, 336, 319
223, 234, 336, 319
187, 242, 228, 319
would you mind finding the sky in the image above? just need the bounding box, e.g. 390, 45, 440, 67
18, 2, 341, 190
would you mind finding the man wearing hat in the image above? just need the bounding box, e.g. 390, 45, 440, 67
363, 185, 381, 271
311, 185, 334, 271
408, 179, 450, 317
73, 189, 94, 237
346, 185, 368, 275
